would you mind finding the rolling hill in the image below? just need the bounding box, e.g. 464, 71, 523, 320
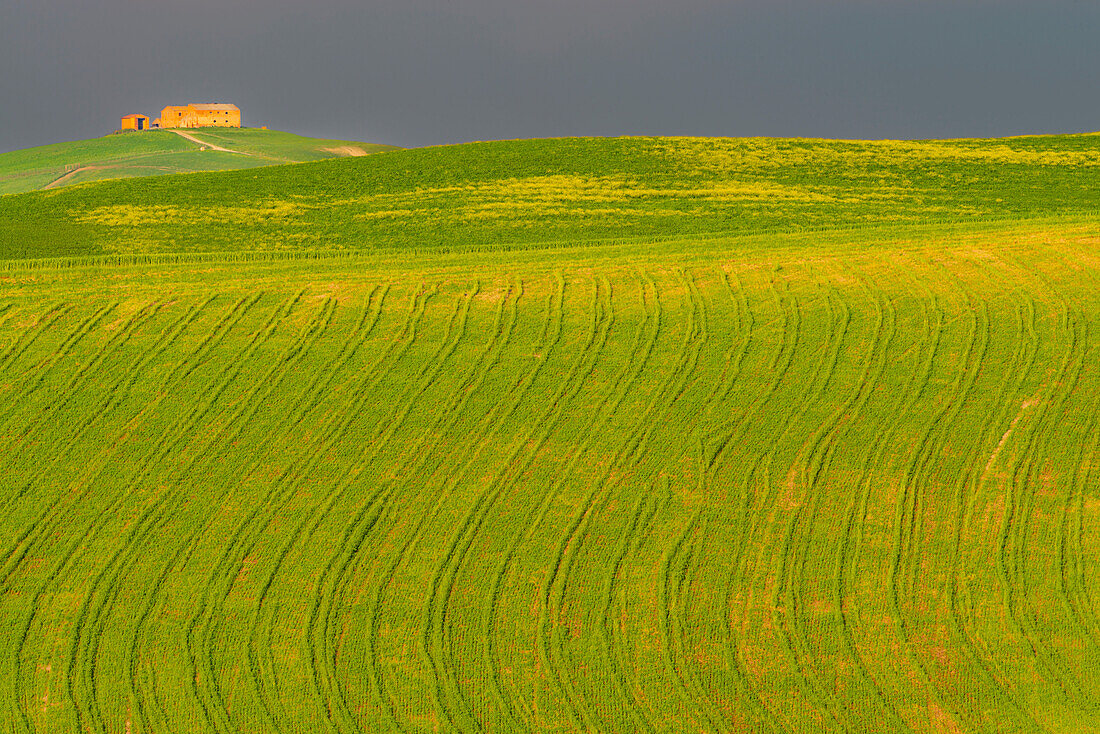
0, 128, 397, 196
1, 134, 1099, 732
0, 134, 1096, 261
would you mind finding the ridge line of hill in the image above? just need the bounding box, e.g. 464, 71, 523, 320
0, 128, 398, 195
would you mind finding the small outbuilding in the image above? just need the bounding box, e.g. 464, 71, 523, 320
120, 113, 150, 131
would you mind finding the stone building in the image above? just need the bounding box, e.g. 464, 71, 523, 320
120, 114, 150, 131
156, 103, 241, 129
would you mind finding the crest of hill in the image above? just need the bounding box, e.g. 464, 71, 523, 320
0, 128, 399, 195
0, 134, 1098, 261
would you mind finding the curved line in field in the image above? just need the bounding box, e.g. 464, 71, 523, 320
732, 280, 830, 723
8, 293, 264, 734
530, 274, 657, 731
0, 301, 161, 483
78, 292, 283, 732
241, 284, 481, 732
934, 290, 1039, 729
596, 270, 721, 732
996, 300, 1094, 713
679, 267, 779, 730
0, 296, 215, 596
324, 280, 524, 733
1055, 314, 1100, 655
773, 283, 907, 729
68, 293, 301, 734
218, 285, 434, 731
124, 294, 342, 732
644, 271, 741, 731
532, 269, 719, 729
451, 277, 617, 730
275, 286, 477, 732
1069, 427, 1100, 644
348, 281, 529, 731
767, 285, 856, 729
435, 275, 572, 729
540, 268, 724, 732
829, 289, 917, 730
425, 274, 611, 731
719, 269, 802, 731
0, 296, 216, 607
0, 301, 72, 374
311, 277, 537, 732
0, 299, 187, 585
178, 288, 388, 733
595, 482, 660, 733
0, 301, 117, 443
14, 255, 1100, 732
888, 282, 983, 730
785, 285, 879, 719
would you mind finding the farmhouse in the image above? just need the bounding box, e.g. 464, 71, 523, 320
120, 113, 150, 131
157, 103, 241, 129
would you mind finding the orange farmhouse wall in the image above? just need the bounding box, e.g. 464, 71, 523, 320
158, 105, 241, 129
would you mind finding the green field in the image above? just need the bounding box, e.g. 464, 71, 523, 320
1, 135, 1099, 732
0, 134, 1097, 261
0, 129, 397, 196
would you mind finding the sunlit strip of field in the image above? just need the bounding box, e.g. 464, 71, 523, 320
1, 225, 1100, 732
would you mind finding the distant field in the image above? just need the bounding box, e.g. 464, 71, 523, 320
1, 135, 1099, 732
0, 128, 397, 195
0, 134, 1096, 261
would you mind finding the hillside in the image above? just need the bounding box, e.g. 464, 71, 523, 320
0, 128, 397, 196
1, 135, 1100, 732
0, 134, 1096, 261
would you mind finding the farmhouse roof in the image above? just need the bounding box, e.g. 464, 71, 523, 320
191, 103, 240, 112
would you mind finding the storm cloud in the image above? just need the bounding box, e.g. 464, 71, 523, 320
1, 0, 1097, 152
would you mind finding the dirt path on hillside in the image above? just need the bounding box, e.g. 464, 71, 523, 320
322, 145, 370, 157
43, 166, 99, 189
170, 129, 255, 155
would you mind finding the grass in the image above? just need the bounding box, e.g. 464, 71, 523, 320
0, 128, 398, 195
0, 134, 1099, 732
0, 134, 1097, 261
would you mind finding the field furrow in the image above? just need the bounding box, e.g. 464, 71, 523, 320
3, 222, 1100, 732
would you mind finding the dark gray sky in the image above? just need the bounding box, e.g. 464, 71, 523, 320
2, 0, 1098, 153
